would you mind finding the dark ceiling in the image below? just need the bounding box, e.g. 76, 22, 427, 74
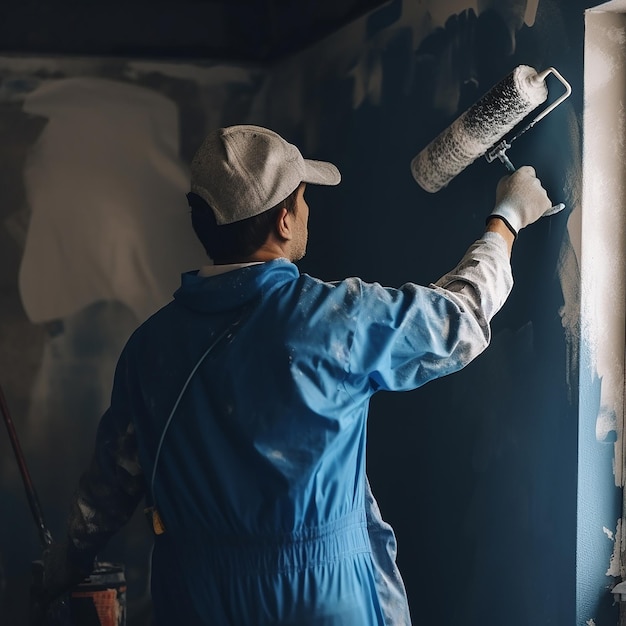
0, 0, 392, 63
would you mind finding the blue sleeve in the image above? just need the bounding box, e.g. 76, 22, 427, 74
348, 232, 513, 392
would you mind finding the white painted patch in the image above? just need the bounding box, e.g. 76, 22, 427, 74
586, 619, 596, 626
591, 0, 626, 13
584, 44, 618, 95
18, 77, 206, 323
596, 407, 618, 443
524, 0, 539, 26
607, 23, 626, 44
581, 10, 626, 486
605, 518, 623, 577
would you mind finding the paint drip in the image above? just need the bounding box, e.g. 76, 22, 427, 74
411, 64, 548, 192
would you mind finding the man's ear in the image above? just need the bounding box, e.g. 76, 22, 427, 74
275, 206, 292, 241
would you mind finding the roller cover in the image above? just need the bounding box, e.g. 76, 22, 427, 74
411, 65, 548, 193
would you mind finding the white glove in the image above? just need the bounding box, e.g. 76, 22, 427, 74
489, 166, 563, 237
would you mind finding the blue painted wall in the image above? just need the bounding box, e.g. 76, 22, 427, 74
300, 1, 620, 624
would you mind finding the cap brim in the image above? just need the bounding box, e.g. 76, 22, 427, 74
303, 159, 341, 186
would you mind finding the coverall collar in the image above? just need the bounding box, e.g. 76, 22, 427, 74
173, 257, 299, 314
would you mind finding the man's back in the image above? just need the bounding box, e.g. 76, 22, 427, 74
125, 260, 386, 624
111, 242, 512, 623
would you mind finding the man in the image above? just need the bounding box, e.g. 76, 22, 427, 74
40, 124, 553, 624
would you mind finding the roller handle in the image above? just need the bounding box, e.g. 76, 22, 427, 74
484, 66, 571, 216
0, 382, 53, 548
485, 66, 572, 166
503, 67, 572, 149
527, 67, 572, 128
487, 139, 516, 172
487, 142, 566, 215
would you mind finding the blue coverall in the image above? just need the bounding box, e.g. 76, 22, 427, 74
68, 231, 512, 625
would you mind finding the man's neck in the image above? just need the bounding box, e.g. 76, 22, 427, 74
217, 241, 290, 265
197, 260, 264, 277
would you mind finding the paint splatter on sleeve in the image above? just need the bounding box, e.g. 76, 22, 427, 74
348, 231, 513, 392
66, 357, 146, 564
433, 231, 513, 325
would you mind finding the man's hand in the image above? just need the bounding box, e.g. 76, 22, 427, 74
489, 166, 560, 237
30, 541, 93, 625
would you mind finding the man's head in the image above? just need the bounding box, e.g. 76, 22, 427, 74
188, 125, 340, 264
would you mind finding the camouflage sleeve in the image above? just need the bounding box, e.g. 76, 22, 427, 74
66, 356, 146, 568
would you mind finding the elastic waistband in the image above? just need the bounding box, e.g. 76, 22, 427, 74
179, 510, 371, 575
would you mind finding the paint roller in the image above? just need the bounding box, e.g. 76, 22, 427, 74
411, 64, 572, 204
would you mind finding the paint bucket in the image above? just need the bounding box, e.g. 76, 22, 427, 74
69, 562, 126, 626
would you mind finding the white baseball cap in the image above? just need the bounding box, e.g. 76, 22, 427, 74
190, 125, 341, 225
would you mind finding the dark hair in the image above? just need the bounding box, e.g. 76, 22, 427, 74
188, 187, 299, 264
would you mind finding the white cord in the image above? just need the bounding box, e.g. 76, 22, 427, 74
149, 322, 237, 503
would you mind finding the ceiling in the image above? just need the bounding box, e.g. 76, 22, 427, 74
0, 0, 392, 63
